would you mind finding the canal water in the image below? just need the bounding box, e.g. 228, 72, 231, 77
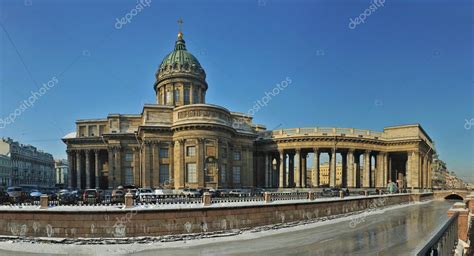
136, 200, 454, 256
0, 200, 455, 255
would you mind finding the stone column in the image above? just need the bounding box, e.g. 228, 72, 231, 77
142, 142, 151, 187
329, 149, 337, 187
86, 149, 92, 188
197, 138, 205, 187
75, 150, 82, 189
279, 150, 285, 188
169, 141, 174, 188
67, 150, 74, 189
288, 153, 293, 187
375, 152, 385, 188
341, 152, 347, 187
302, 153, 307, 188
363, 150, 371, 188
346, 149, 354, 188
382, 153, 388, 187
264, 153, 269, 188
174, 140, 185, 189
94, 149, 100, 189
152, 141, 160, 188
312, 148, 320, 187
107, 147, 114, 189
406, 152, 412, 189
294, 149, 301, 188
114, 146, 122, 187
132, 146, 140, 186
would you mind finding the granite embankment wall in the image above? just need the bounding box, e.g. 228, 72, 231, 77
0, 194, 422, 238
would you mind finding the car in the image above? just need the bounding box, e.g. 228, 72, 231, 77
229, 189, 250, 197
201, 187, 217, 197
29, 190, 43, 200
57, 189, 76, 205
111, 189, 125, 203
6, 187, 23, 203
126, 189, 138, 199
82, 189, 100, 204
0, 190, 12, 204
181, 188, 201, 197
137, 188, 156, 202
154, 188, 174, 196
216, 189, 230, 197
253, 188, 267, 195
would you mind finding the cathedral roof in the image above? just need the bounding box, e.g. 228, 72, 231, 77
156, 32, 206, 82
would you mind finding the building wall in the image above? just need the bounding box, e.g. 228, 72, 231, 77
0, 155, 12, 187
0, 138, 55, 188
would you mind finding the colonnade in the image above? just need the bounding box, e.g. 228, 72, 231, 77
259, 148, 432, 189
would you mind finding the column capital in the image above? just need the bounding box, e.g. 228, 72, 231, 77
295, 148, 301, 154
93, 148, 101, 154
66, 149, 75, 154
348, 148, 355, 153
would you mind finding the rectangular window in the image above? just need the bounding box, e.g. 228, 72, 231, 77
159, 148, 169, 158
221, 148, 227, 158
174, 89, 180, 104
233, 151, 241, 161
186, 163, 197, 183
125, 153, 133, 162
184, 87, 190, 104
159, 164, 169, 184
166, 90, 172, 104
221, 164, 226, 183
192, 89, 198, 103
232, 166, 241, 184
125, 168, 133, 185
186, 146, 196, 157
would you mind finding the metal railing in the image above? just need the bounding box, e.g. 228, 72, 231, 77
417, 211, 459, 256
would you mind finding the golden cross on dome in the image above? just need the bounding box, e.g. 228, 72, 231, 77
177, 18, 184, 32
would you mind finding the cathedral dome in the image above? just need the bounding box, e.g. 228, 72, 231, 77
154, 31, 208, 106
156, 32, 206, 82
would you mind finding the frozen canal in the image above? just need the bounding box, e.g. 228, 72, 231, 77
0, 200, 454, 256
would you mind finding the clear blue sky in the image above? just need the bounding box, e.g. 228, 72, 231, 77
0, 0, 472, 181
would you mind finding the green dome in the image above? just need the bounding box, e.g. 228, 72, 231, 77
156, 32, 206, 81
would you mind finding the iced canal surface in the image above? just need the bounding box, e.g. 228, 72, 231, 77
0, 200, 454, 256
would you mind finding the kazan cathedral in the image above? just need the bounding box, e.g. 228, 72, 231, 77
63, 30, 435, 192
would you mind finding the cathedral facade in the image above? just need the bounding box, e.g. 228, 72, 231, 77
63, 32, 435, 191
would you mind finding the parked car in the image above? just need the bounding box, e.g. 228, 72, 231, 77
57, 189, 76, 205
201, 187, 217, 197
29, 190, 43, 200
0, 190, 12, 204
6, 187, 23, 203
181, 188, 201, 197
126, 189, 138, 199
216, 189, 230, 197
229, 189, 250, 197
111, 189, 125, 203
154, 188, 174, 196
137, 188, 156, 202
253, 188, 267, 196
82, 189, 100, 204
